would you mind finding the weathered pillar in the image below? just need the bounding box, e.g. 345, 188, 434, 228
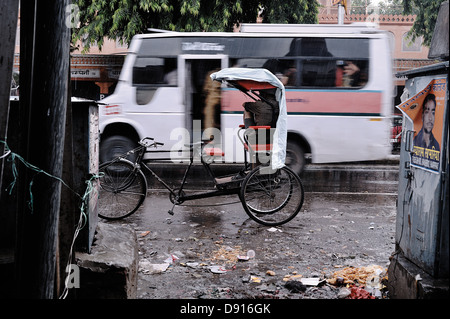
15, 0, 70, 299
0, 0, 19, 197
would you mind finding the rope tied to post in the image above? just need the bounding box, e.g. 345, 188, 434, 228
1, 139, 102, 218
1, 138, 104, 299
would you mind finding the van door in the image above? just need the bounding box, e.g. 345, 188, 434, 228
178, 55, 228, 144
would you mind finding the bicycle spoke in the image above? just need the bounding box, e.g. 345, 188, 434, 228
240, 166, 304, 226
98, 160, 147, 220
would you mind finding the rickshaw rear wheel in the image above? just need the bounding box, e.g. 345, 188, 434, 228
240, 165, 304, 226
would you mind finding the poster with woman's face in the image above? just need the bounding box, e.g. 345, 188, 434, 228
396, 78, 447, 173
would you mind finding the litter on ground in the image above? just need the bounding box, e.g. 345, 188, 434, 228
327, 264, 385, 286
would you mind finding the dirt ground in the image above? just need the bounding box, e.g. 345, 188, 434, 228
106, 190, 397, 299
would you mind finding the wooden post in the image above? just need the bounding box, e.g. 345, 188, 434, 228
56, 69, 76, 298
15, 0, 70, 299
0, 0, 19, 197
0, 0, 19, 299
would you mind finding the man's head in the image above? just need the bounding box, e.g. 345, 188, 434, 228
422, 94, 436, 134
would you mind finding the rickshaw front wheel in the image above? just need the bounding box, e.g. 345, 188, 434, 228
239, 165, 304, 226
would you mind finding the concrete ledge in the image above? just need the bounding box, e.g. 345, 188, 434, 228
75, 222, 138, 299
142, 157, 400, 193
302, 165, 399, 193
388, 253, 449, 299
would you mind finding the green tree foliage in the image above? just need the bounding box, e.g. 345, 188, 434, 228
348, 0, 442, 47
260, 0, 318, 24
350, 0, 418, 16
403, 0, 446, 46
72, 0, 319, 51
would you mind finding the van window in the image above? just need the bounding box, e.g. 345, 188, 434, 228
134, 36, 369, 89
234, 37, 369, 88
133, 57, 177, 86
234, 58, 298, 87
299, 38, 370, 88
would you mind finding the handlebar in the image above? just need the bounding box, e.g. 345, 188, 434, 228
140, 137, 164, 147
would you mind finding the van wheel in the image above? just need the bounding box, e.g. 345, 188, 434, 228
100, 135, 138, 164
285, 141, 305, 175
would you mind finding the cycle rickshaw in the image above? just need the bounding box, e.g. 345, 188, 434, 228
97, 68, 304, 226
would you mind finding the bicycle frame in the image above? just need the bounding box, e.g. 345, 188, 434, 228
138, 141, 251, 214
146, 160, 240, 198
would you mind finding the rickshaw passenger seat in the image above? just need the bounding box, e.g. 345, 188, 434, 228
243, 125, 273, 152
244, 143, 272, 152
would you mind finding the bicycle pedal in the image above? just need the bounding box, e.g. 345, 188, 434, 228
168, 210, 174, 216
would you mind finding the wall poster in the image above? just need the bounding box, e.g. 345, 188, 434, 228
396, 78, 447, 173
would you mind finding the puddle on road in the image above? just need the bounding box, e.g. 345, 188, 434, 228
184, 210, 223, 227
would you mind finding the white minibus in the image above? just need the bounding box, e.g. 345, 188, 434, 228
99, 23, 394, 174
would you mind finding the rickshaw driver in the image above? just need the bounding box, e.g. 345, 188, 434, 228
210, 67, 288, 171
242, 88, 279, 129
242, 88, 279, 150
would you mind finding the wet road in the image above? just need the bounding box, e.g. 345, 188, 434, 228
103, 184, 397, 299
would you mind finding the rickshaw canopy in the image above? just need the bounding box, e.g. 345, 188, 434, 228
210, 68, 287, 169
226, 79, 277, 91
